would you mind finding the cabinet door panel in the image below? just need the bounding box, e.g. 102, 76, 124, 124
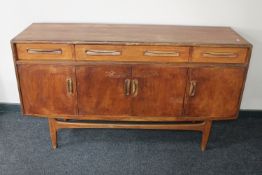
77, 65, 131, 115
186, 67, 245, 117
18, 65, 77, 115
132, 65, 187, 116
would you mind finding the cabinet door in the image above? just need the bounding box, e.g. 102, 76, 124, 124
76, 65, 132, 115
132, 65, 188, 116
185, 67, 245, 118
18, 65, 77, 115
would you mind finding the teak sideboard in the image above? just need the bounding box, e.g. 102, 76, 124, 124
11, 23, 252, 151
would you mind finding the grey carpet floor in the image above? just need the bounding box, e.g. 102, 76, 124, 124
0, 110, 261, 175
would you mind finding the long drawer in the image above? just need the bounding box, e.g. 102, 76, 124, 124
75, 45, 190, 62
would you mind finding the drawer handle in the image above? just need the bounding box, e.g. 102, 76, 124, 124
189, 81, 197, 97
66, 78, 73, 94
203, 52, 238, 58
124, 79, 131, 96
86, 50, 121, 56
131, 79, 138, 97
27, 49, 62, 55
144, 50, 180, 57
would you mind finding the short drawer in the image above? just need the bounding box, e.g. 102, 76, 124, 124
192, 47, 248, 63
16, 44, 74, 60
75, 45, 189, 62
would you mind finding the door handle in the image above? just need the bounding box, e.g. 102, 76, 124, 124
131, 79, 138, 97
124, 79, 131, 96
189, 80, 197, 97
66, 78, 73, 94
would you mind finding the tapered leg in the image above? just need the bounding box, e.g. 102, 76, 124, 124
48, 118, 57, 149
201, 120, 212, 151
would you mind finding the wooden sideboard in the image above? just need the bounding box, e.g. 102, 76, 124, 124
11, 23, 252, 151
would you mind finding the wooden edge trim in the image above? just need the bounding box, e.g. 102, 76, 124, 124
10, 42, 25, 114
23, 113, 238, 121
15, 60, 248, 68
11, 40, 252, 48
235, 47, 253, 118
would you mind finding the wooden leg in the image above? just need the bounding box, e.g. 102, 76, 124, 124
201, 120, 212, 151
48, 118, 58, 149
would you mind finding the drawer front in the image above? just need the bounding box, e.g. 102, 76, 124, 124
75, 45, 189, 62
192, 47, 248, 63
16, 44, 74, 60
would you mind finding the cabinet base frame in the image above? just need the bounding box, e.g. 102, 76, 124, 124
48, 118, 212, 151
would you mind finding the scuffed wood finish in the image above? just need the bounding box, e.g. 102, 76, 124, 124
11, 23, 252, 150
76, 45, 189, 62
12, 23, 250, 46
76, 65, 132, 115
16, 44, 74, 60
132, 65, 187, 116
185, 67, 246, 117
18, 64, 77, 115
192, 47, 248, 63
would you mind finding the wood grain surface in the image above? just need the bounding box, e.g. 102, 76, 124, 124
16, 43, 74, 60
192, 47, 248, 63
76, 65, 132, 115
185, 67, 246, 117
76, 45, 189, 62
131, 65, 188, 116
18, 64, 77, 115
12, 23, 251, 46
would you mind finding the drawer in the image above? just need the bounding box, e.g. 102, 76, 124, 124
75, 45, 189, 62
16, 44, 74, 60
192, 47, 248, 64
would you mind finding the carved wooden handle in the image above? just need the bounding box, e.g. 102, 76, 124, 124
27, 49, 62, 54
203, 52, 238, 58
86, 50, 121, 56
189, 81, 197, 97
124, 79, 131, 96
66, 78, 73, 94
144, 50, 180, 57
131, 79, 138, 97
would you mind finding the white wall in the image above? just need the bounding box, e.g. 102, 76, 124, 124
0, 0, 261, 109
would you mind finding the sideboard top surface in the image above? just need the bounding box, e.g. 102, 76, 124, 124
12, 23, 250, 46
